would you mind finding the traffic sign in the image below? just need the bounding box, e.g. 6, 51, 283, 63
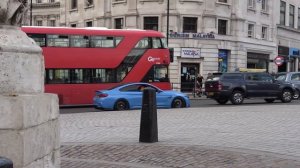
274, 56, 284, 66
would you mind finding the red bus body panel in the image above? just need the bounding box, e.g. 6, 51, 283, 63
21, 27, 171, 105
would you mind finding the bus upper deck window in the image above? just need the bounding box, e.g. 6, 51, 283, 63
160, 38, 167, 48
152, 37, 162, 49
70, 35, 89, 48
135, 38, 150, 49
47, 35, 69, 47
28, 34, 46, 47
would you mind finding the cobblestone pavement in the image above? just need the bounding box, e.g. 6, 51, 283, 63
60, 104, 300, 168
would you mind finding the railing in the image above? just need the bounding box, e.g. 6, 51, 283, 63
171, 82, 205, 98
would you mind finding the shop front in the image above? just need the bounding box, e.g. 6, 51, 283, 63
179, 48, 201, 92
289, 48, 300, 72
247, 52, 270, 72
278, 46, 289, 72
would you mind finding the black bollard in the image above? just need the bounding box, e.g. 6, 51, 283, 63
139, 87, 158, 143
0, 157, 13, 168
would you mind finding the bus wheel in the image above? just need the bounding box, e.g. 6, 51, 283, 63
114, 100, 128, 111
172, 98, 185, 108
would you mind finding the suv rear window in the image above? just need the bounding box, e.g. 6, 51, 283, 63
220, 73, 243, 80
206, 75, 221, 81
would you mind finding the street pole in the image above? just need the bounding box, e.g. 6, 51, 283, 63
30, 0, 32, 26
166, 0, 169, 45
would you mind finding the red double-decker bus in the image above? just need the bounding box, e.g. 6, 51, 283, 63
21, 26, 171, 106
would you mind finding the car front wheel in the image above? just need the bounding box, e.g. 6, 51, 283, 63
281, 89, 292, 103
171, 98, 185, 108
230, 90, 244, 105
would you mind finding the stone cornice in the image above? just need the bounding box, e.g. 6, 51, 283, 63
32, 2, 60, 9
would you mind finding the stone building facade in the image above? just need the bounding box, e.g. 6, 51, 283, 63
276, 0, 300, 72
29, 0, 300, 91
27, 0, 60, 27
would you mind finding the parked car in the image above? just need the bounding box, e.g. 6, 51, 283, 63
274, 72, 300, 99
93, 82, 190, 110
205, 72, 297, 105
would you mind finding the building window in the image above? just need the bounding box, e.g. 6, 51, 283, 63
49, 0, 55, 2
262, 26, 267, 40
247, 0, 255, 9
183, 17, 197, 33
218, 19, 227, 35
261, 0, 267, 12
218, 0, 227, 3
36, 20, 42, 26
71, 0, 77, 9
298, 8, 300, 29
85, 0, 93, 7
290, 5, 295, 28
49, 20, 56, 27
248, 24, 254, 38
71, 24, 77, 27
115, 18, 123, 29
37, 0, 42, 3
143, 17, 158, 31
86, 21, 93, 27
280, 1, 286, 25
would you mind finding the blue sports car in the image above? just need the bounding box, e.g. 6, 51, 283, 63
93, 82, 190, 111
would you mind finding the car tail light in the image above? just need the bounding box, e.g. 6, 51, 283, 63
217, 83, 223, 91
97, 93, 108, 98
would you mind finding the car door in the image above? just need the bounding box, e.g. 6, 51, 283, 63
119, 84, 143, 108
259, 74, 280, 97
290, 73, 300, 92
245, 73, 262, 97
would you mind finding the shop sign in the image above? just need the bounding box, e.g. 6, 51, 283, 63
289, 48, 300, 58
169, 32, 215, 39
181, 48, 201, 58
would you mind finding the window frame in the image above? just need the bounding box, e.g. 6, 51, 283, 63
143, 16, 159, 31
182, 17, 198, 33
218, 19, 228, 35
248, 23, 255, 38
280, 1, 286, 26
261, 26, 268, 40
71, 0, 78, 10
290, 4, 295, 28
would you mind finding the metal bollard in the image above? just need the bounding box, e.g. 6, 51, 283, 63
0, 157, 13, 168
139, 87, 158, 143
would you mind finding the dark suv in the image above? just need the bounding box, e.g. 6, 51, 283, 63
205, 72, 296, 105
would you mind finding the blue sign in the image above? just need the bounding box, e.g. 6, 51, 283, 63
218, 50, 228, 72
289, 48, 300, 58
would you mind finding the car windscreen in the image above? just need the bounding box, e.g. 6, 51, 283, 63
275, 74, 286, 81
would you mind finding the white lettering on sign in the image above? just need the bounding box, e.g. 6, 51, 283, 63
148, 56, 161, 62
181, 48, 201, 58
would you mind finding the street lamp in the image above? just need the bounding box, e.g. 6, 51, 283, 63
166, 0, 169, 45
30, 0, 32, 26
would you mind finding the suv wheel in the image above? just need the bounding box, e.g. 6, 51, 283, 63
215, 98, 228, 105
281, 89, 292, 103
264, 98, 275, 103
293, 90, 299, 99
230, 90, 244, 105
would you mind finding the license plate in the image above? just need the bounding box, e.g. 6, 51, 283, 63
207, 92, 214, 96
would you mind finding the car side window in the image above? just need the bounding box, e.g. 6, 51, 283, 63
246, 74, 260, 81
120, 85, 141, 92
260, 74, 273, 82
291, 74, 300, 81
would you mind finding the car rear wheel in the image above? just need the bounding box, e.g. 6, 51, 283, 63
114, 100, 128, 111
264, 98, 275, 103
215, 98, 228, 105
230, 90, 244, 105
172, 98, 185, 108
281, 89, 292, 103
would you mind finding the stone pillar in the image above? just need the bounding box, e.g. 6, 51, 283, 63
0, 2, 60, 168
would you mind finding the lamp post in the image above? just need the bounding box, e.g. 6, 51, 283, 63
166, 0, 169, 45
30, 0, 32, 26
